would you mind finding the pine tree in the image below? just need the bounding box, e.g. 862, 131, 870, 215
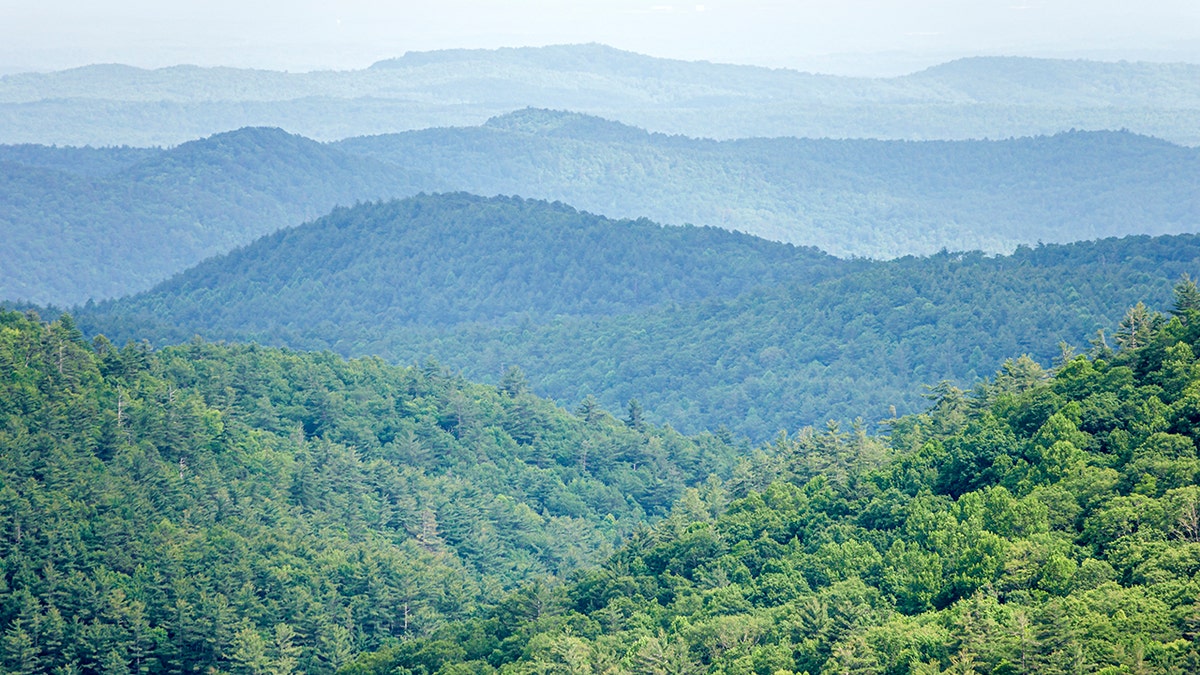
1173, 274, 1200, 318
269, 624, 301, 675
1114, 302, 1158, 350
498, 365, 529, 397
625, 399, 646, 432
230, 624, 269, 675
576, 395, 603, 424
2, 620, 40, 675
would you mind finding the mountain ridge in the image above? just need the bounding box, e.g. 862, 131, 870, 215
6, 117, 1198, 305
333, 114, 1200, 257
0, 126, 442, 305
4, 44, 1200, 146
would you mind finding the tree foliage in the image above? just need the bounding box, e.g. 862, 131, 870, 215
340, 287, 1200, 674
76, 195, 1200, 439
0, 309, 739, 675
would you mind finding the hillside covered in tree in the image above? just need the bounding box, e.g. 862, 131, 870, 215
336, 110, 1200, 257
0, 127, 440, 305
18, 280, 1200, 674
75, 194, 1200, 439
5, 119, 1199, 305
76, 193, 845, 332
0, 309, 741, 675
332, 281, 1200, 674
4, 46, 1200, 146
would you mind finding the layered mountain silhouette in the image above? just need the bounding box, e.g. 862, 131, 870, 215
5, 116, 1198, 304
0, 127, 440, 304
3, 45, 1200, 145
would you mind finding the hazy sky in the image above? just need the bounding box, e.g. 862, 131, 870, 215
2, 0, 1198, 75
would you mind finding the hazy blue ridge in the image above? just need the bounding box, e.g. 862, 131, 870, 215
5, 114, 1197, 307
3, 46, 1200, 145
334, 109, 1200, 257
0, 126, 443, 305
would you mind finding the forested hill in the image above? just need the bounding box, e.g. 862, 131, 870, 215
0, 309, 741, 675
21, 283, 1200, 674
6, 119, 1199, 307
77, 193, 847, 333
76, 193, 1200, 439
0, 127, 441, 305
336, 283, 1200, 674
335, 110, 1200, 257
4, 46, 1200, 146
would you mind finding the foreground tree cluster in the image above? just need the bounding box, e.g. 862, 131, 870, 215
0, 310, 737, 675
338, 283, 1200, 673
9, 281, 1200, 673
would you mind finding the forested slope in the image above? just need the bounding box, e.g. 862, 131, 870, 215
26, 277, 1200, 674
387, 235, 1200, 439
4, 47, 1200, 146
0, 127, 440, 305
76, 194, 1200, 439
6, 116, 1197, 306
78, 193, 844, 334
0, 309, 739, 675
336, 109, 1200, 256
336, 282, 1200, 674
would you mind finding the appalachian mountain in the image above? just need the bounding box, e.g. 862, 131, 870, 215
76, 193, 1200, 440
0, 127, 440, 305
5, 118, 1199, 306
336, 109, 1200, 257
75, 193, 849, 334
4, 46, 1200, 146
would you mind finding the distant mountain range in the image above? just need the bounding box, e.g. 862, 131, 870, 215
77, 193, 1200, 439
337, 109, 1200, 257
4, 118, 1198, 305
3, 45, 1200, 146
0, 127, 440, 304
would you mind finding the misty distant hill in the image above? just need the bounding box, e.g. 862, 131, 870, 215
78, 193, 1200, 439
3, 45, 1200, 146
335, 109, 1200, 258
0, 127, 440, 305
4, 116, 1198, 305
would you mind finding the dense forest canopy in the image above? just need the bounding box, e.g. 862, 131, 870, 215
76, 193, 843, 331
74, 193, 1200, 439
3, 47, 1200, 146
0, 308, 741, 675
328, 280, 1200, 674
13, 281, 1200, 674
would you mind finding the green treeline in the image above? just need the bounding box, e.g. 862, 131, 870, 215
0, 309, 739, 675
79, 193, 840, 335
77, 194, 1200, 439
333, 281, 1200, 674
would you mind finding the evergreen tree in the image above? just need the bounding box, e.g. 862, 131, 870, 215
625, 398, 646, 432
1114, 302, 1158, 350
1173, 274, 1200, 319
